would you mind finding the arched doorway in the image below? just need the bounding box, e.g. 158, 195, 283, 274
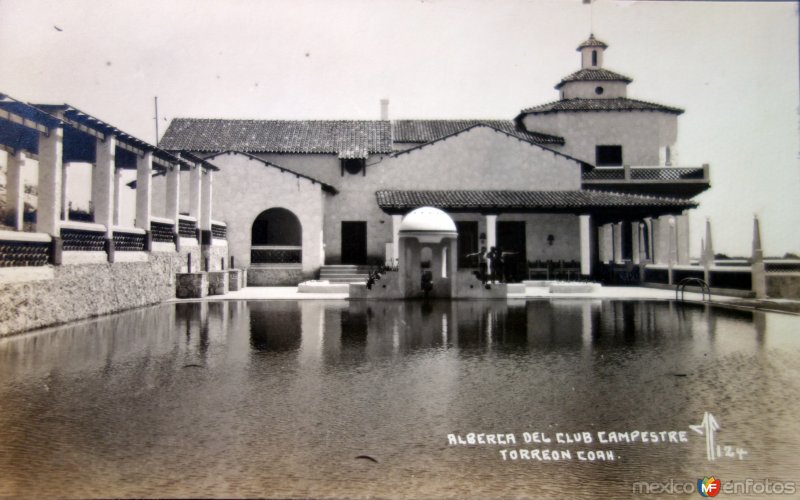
251, 208, 302, 264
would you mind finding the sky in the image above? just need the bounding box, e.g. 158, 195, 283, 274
0, 0, 798, 257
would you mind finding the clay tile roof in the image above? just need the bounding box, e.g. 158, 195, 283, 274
393, 120, 564, 145
159, 118, 394, 155
554, 68, 633, 89
376, 190, 697, 211
577, 34, 608, 50
520, 97, 684, 115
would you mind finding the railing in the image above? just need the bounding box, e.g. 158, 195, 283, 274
61, 221, 106, 251
676, 277, 710, 302
0, 230, 51, 267
251, 245, 301, 264
765, 261, 800, 273
150, 217, 175, 243
178, 216, 197, 238
709, 268, 752, 290
583, 165, 708, 182
211, 221, 227, 240
112, 227, 146, 252
643, 266, 669, 284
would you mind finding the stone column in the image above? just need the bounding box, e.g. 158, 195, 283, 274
644, 217, 654, 262
92, 134, 116, 237
135, 152, 153, 231
37, 127, 63, 236
449, 238, 458, 297
113, 166, 123, 226
6, 150, 27, 230
392, 214, 402, 266
166, 165, 180, 236
485, 214, 497, 249
200, 169, 213, 233
485, 214, 497, 276
676, 213, 690, 264
189, 164, 202, 220
597, 224, 611, 263
631, 221, 640, 265
61, 162, 69, 220
579, 214, 592, 276
612, 222, 623, 263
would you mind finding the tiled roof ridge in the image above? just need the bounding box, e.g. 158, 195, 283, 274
519, 97, 685, 115
554, 67, 633, 89
378, 188, 696, 205
580, 188, 696, 204
391, 122, 583, 165
169, 117, 389, 123
577, 34, 608, 50
392, 119, 564, 145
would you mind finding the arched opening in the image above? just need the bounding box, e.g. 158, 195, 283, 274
591, 50, 598, 66
251, 208, 302, 264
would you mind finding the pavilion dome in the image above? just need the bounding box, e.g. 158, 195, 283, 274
399, 207, 457, 233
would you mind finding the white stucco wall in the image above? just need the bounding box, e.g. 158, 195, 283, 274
560, 81, 628, 99
203, 153, 326, 276
322, 126, 584, 263
522, 111, 678, 166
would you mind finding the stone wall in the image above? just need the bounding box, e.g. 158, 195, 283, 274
767, 273, 800, 299
247, 266, 305, 286
0, 252, 180, 336
204, 153, 326, 275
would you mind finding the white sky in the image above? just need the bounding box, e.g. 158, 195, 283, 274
1, 0, 798, 257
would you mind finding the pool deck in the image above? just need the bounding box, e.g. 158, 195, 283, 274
170, 285, 800, 314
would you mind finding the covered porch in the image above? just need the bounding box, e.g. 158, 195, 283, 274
376, 189, 697, 283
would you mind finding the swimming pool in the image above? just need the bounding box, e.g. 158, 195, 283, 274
1, 300, 798, 498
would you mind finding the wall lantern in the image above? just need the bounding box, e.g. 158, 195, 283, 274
547, 234, 555, 246
479, 232, 487, 248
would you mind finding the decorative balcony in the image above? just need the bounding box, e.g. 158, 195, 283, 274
582, 164, 710, 197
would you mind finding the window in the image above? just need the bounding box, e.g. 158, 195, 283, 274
596, 145, 623, 167
341, 158, 365, 176
592, 50, 598, 66
595, 86, 604, 95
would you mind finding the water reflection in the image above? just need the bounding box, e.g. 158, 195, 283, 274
0, 299, 798, 499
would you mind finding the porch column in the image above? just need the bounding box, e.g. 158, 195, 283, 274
200, 168, 213, 243
37, 127, 63, 236
135, 151, 153, 231
612, 222, 623, 264
597, 224, 611, 263
189, 163, 202, 220
166, 164, 181, 242
644, 217, 654, 262
6, 150, 27, 230
579, 214, 592, 276
392, 214, 402, 266
485, 214, 497, 249
93, 134, 116, 237
113, 166, 123, 226
676, 213, 690, 264
631, 221, 640, 265
653, 216, 671, 265
60, 162, 69, 220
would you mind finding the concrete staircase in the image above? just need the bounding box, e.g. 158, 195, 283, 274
318, 265, 372, 283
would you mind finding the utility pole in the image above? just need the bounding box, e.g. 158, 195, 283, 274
154, 96, 159, 145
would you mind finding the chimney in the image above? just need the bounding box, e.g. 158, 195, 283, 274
380, 99, 390, 120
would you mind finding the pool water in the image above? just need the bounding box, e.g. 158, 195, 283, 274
1, 299, 799, 498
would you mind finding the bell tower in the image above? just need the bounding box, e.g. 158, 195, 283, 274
579, 34, 607, 69
555, 34, 632, 100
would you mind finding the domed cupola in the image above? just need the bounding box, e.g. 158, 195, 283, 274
556, 34, 632, 100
